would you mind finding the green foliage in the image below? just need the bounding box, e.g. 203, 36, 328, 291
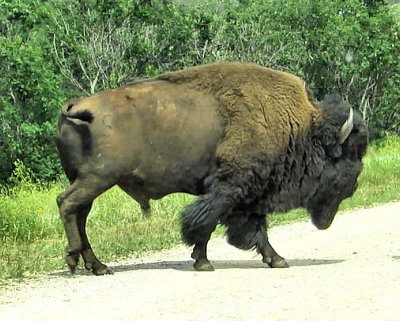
0, 36, 64, 182
0, 0, 65, 182
0, 0, 399, 183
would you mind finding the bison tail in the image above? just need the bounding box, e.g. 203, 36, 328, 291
62, 101, 94, 123
65, 110, 94, 123
181, 189, 240, 245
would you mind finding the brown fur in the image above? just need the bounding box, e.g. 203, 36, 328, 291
158, 62, 315, 160
56, 62, 368, 274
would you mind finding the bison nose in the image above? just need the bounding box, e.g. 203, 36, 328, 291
315, 220, 333, 230
311, 212, 336, 230
312, 218, 332, 230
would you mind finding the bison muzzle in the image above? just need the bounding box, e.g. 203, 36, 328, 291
56, 62, 368, 275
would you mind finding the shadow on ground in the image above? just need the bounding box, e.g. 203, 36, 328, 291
51, 258, 344, 277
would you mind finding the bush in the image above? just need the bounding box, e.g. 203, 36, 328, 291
0, 36, 64, 182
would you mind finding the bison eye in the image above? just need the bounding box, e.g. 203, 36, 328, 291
327, 145, 342, 158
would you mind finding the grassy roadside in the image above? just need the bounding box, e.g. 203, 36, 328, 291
0, 136, 399, 281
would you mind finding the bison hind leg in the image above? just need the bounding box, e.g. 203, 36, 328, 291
57, 177, 115, 275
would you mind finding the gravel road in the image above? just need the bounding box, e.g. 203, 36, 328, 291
1, 202, 399, 321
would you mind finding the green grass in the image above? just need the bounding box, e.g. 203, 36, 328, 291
0, 136, 399, 282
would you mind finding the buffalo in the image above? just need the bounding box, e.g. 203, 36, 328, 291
56, 62, 368, 275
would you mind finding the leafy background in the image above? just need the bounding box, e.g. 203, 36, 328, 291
0, 0, 399, 183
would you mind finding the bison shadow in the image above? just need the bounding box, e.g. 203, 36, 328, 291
109, 258, 344, 272
51, 258, 344, 277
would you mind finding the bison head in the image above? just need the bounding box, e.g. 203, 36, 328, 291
307, 95, 368, 230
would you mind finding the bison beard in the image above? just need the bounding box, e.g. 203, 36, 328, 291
56, 62, 368, 275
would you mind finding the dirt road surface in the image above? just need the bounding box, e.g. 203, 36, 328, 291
1, 202, 399, 321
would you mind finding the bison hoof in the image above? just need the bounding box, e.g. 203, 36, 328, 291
271, 259, 289, 268
91, 264, 113, 276
263, 257, 289, 268
66, 253, 80, 274
85, 260, 113, 275
193, 259, 215, 271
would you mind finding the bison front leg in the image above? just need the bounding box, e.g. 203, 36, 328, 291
227, 214, 288, 268
260, 235, 289, 268
181, 160, 262, 271
191, 236, 214, 271
181, 192, 229, 271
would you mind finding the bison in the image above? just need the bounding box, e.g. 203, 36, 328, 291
56, 62, 368, 275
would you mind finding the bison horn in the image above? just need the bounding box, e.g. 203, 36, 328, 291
339, 108, 354, 144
